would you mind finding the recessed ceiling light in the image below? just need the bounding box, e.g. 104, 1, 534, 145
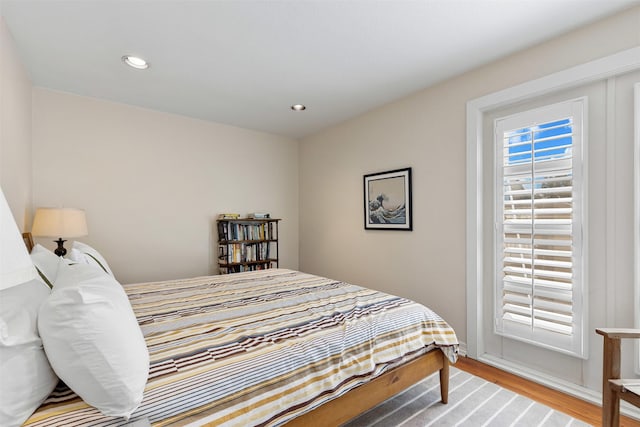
122, 55, 149, 70
291, 104, 306, 111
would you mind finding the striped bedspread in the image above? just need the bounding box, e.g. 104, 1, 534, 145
25, 269, 458, 426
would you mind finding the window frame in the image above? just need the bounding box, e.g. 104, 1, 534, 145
634, 82, 640, 375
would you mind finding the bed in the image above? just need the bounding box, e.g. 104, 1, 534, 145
17, 241, 457, 426
0, 181, 459, 427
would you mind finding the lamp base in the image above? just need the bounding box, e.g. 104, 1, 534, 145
54, 238, 67, 257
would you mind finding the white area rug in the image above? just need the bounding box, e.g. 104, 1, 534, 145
343, 367, 591, 427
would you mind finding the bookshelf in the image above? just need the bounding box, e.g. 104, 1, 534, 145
217, 218, 280, 274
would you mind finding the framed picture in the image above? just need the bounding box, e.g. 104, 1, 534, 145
364, 167, 412, 230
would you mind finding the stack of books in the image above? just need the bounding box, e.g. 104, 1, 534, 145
218, 213, 240, 219
247, 212, 270, 219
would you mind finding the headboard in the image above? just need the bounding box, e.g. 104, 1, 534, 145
22, 232, 34, 253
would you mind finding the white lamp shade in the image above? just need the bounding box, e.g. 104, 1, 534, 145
31, 208, 88, 238
0, 187, 37, 290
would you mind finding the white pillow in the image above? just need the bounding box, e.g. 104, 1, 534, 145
0, 279, 58, 426
30, 244, 62, 288
38, 263, 148, 418
69, 241, 114, 277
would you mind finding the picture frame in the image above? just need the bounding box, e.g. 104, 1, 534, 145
363, 167, 412, 230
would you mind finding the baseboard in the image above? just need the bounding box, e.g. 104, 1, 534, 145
476, 353, 640, 421
456, 340, 468, 358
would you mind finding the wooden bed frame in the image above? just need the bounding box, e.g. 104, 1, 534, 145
22, 232, 451, 426
285, 349, 449, 426
23, 231, 34, 252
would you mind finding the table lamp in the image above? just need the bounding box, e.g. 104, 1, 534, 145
31, 207, 88, 256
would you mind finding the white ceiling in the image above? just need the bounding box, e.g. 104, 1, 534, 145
1, 0, 638, 138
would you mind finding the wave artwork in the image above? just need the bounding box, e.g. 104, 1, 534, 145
368, 194, 406, 224
364, 168, 412, 230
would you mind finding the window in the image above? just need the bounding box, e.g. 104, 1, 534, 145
494, 98, 586, 358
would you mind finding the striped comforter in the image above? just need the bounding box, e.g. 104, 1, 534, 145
25, 269, 458, 426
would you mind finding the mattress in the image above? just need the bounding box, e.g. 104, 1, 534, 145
24, 269, 458, 426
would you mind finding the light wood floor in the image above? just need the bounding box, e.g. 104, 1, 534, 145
455, 356, 640, 427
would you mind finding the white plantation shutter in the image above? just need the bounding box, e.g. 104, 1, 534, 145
495, 98, 586, 358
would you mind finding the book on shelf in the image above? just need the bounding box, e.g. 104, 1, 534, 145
218, 213, 240, 219
247, 212, 270, 219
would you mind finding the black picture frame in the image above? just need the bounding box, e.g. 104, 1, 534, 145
363, 167, 412, 230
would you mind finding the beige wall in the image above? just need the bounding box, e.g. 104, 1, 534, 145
299, 6, 640, 356
0, 16, 32, 230
32, 89, 299, 284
